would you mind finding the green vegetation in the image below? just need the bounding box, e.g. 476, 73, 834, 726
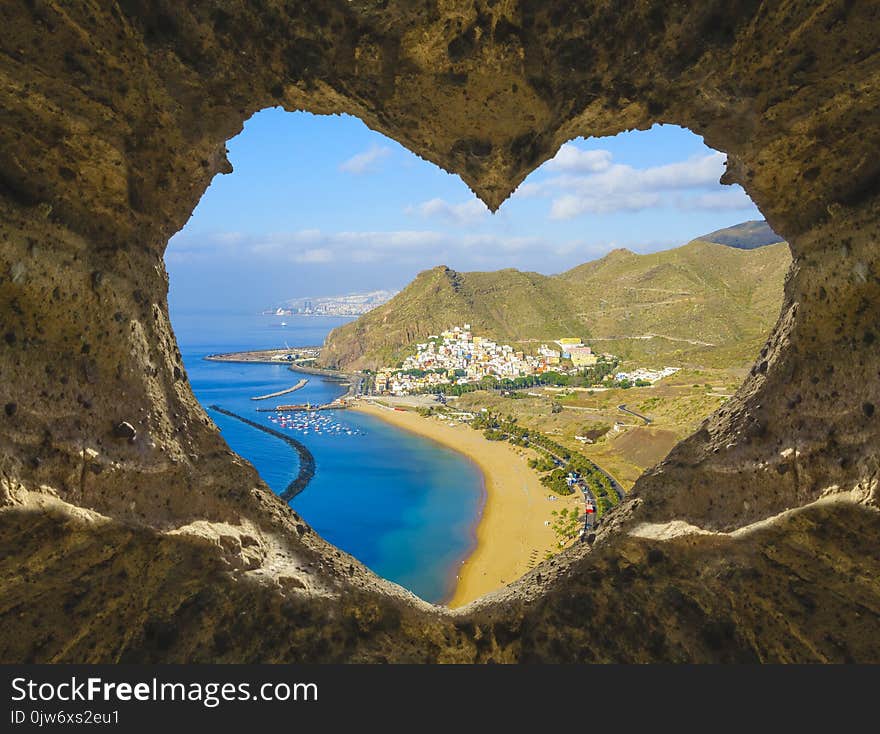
581, 359, 620, 385
467, 410, 621, 514
451, 367, 740, 491
319, 237, 790, 371
550, 507, 582, 545
413, 358, 621, 396
528, 456, 557, 472
399, 367, 447, 377
541, 468, 573, 496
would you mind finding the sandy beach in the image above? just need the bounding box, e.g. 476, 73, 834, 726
351, 401, 580, 608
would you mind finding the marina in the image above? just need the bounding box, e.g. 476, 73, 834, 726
255, 399, 348, 412
265, 411, 364, 437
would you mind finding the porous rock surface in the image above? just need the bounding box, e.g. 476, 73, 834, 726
1, 1, 878, 662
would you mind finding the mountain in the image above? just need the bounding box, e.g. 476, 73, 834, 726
317, 267, 580, 370
698, 220, 784, 249
556, 240, 791, 367
318, 239, 791, 371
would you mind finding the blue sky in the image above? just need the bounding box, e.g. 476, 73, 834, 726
167, 108, 762, 313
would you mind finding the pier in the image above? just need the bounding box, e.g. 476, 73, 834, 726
250, 378, 308, 401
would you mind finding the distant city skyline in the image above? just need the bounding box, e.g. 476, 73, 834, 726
271, 289, 399, 317
166, 109, 762, 314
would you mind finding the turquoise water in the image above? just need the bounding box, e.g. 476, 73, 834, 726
173, 311, 484, 604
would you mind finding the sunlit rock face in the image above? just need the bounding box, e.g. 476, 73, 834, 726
1, 1, 878, 662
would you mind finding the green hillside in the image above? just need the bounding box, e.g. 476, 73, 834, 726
319, 239, 791, 371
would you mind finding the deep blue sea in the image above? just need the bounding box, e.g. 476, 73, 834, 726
172, 310, 484, 604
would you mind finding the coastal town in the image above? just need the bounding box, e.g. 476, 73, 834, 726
371, 324, 678, 396
266, 289, 398, 317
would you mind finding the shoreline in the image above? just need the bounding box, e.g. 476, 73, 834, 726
204, 348, 355, 384
351, 401, 578, 608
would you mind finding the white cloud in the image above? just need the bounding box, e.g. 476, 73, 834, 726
166, 228, 567, 269
339, 145, 391, 174
518, 148, 747, 220
550, 192, 662, 219
460, 234, 542, 253
327, 230, 446, 251
685, 188, 755, 211
351, 249, 383, 263
213, 231, 247, 245
406, 197, 490, 225
176, 228, 448, 266
561, 153, 726, 199
166, 224, 697, 274
545, 144, 613, 174
511, 180, 543, 198
637, 152, 726, 189
244, 229, 445, 255
293, 248, 334, 264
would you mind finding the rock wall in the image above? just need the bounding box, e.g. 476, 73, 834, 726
1, 1, 878, 662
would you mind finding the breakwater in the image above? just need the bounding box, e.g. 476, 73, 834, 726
251, 378, 308, 401
208, 405, 316, 501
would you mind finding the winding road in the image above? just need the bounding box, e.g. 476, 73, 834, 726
592, 462, 626, 502
532, 441, 626, 503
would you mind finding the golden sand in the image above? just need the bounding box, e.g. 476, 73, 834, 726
350, 401, 581, 608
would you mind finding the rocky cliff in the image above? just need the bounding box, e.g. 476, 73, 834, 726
1, 1, 878, 662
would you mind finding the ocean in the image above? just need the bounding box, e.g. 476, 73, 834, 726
172, 310, 484, 604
